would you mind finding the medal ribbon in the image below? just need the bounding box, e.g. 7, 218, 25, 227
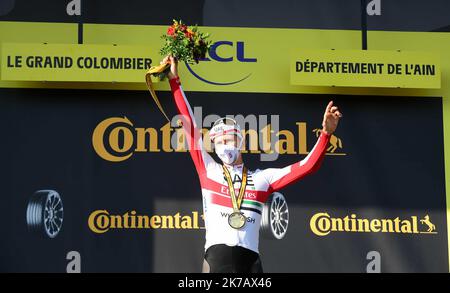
222, 165, 248, 212
145, 61, 171, 122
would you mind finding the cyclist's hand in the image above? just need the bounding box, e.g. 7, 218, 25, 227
322, 100, 342, 135
161, 55, 178, 80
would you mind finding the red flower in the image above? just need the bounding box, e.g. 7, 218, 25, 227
185, 31, 194, 39
179, 25, 187, 32
167, 27, 175, 36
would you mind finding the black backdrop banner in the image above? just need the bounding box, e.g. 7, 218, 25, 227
0, 87, 447, 272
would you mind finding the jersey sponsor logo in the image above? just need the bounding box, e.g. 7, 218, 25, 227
222, 173, 255, 187
220, 185, 257, 200
310, 212, 437, 237
202, 177, 270, 203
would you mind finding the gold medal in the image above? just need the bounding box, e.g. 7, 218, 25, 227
228, 212, 246, 229
222, 165, 248, 230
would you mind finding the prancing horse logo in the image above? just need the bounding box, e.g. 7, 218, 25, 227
313, 129, 343, 153
420, 215, 436, 233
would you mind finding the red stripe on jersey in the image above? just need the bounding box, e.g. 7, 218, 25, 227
209, 193, 233, 208
199, 175, 272, 203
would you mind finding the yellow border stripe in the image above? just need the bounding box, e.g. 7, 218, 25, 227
1, 22, 450, 271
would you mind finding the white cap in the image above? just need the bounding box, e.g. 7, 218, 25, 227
209, 117, 243, 142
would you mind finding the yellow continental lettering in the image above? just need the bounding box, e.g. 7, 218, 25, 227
174, 213, 181, 229
381, 219, 394, 232
192, 211, 200, 229
129, 211, 137, 228
110, 214, 123, 228
310, 212, 435, 236
370, 219, 381, 232
357, 218, 370, 232
88, 210, 110, 234
150, 215, 161, 228
331, 217, 344, 232
310, 212, 331, 236
411, 216, 419, 233
135, 127, 160, 152
260, 124, 274, 154
181, 215, 192, 229
92, 117, 133, 162
401, 219, 413, 233
349, 215, 358, 232
109, 126, 133, 153
276, 130, 296, 155
161, 215, 174, 228
137, 215, 149, 228
160, 123, 173, 153
297, 122, 308, 155
394, 217, 401, 232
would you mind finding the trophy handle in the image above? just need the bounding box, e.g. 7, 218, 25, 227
145, 61, 171, 122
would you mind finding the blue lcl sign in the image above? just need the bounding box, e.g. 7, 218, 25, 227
185, 41, 257, 85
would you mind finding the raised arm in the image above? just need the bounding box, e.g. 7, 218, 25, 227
262, 130, 330, 192
262, 100, 342, 193
165, 56, 215, 175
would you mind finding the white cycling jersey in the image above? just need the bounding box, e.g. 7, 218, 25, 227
169, 77, 331, 253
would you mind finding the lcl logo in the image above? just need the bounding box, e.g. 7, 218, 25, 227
185, 41, 257, 85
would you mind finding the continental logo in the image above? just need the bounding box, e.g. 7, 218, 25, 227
88, 210, 204, 233
310, 213, 437, 236
92, 116, 345, 162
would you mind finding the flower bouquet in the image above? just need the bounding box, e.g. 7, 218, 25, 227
145, 20, 211, 121
147, 20, 211, 82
